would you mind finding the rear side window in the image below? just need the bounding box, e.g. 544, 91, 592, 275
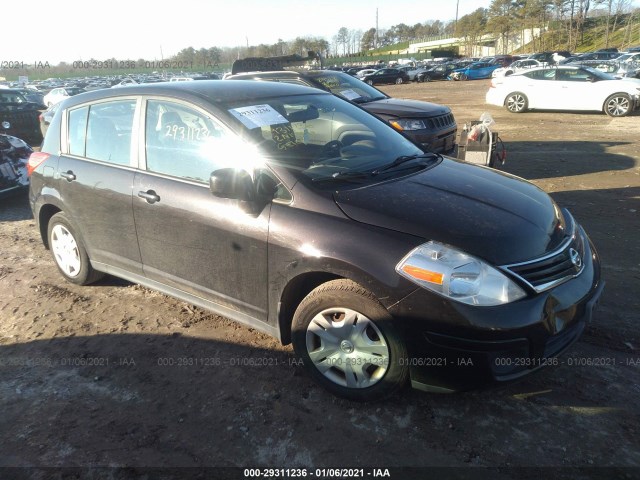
67, 100, 136, 165
86, 101, 135, 165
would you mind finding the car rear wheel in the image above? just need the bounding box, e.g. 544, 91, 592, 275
366, 80, 374, 86
505, 92, 528, 113
291, 279, 408, 401
604, 93, 632, 117
395, 77, 404, 84
48, 212, 103, 285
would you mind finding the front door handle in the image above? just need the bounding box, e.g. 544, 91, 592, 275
138, 190, 160, 204
60, 171, 76, 182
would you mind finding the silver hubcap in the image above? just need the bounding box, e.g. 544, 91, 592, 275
306, 308, 390, 389
607, 96, 629, 116
507, 95, 525, 112
51, 224, 81, 277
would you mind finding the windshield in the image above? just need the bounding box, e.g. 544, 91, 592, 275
223, 93, 425, 186
307, 72, 387, 103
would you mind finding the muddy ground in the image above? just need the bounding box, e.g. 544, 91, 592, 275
0, 80, 639, 479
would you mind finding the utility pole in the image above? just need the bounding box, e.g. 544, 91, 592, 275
455, 0, 459, 35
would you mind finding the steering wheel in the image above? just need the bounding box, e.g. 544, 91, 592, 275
310, 140, 345, 167
321, 140, 343, 157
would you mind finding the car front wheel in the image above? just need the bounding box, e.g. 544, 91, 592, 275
604, 93, 632, 117
366, 80, 374, 86
395, 77, 404, 84
48, 212, 103, 285
291, 279, 408, 401
505, 92, 528, 113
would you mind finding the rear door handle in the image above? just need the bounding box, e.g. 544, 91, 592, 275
138, 190, 160, 204
59, 171, 76, 182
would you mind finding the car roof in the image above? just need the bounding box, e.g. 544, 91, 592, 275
58, 80, 325, 110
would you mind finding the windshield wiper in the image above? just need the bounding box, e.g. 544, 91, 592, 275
372, 152, 441, 175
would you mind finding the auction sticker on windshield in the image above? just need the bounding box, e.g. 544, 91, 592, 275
339, 89, 361, 101
229, 105, 289, 129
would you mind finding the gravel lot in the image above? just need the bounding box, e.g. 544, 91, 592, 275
0, 79, 639, 480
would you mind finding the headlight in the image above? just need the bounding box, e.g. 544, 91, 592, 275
389, 119, 427, 131
396, 241, 526, 306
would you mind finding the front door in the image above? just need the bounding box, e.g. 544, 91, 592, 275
132, 98, 270, 321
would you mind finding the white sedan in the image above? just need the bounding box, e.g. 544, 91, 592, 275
492, 59, 547, 78
42, 87, 85, 107
486, 66, 640, 117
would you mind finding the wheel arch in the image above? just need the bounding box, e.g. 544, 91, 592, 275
277, 271, 343, 345
38, 204, 62, 249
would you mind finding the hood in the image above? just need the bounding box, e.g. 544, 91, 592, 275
333, 159, 567, 265
363, 98, 450, 118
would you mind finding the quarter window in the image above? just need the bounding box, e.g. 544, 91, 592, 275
68, 106, 88, 156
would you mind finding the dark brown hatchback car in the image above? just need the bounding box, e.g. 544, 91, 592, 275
29, 81, 603, 401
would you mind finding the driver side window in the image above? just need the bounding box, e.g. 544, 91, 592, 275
145, 100, 227, 183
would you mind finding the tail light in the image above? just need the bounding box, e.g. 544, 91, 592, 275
27, 151, 50, 176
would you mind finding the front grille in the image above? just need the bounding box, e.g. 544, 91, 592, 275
426, 113, 455, 130
503, 228, 586, 292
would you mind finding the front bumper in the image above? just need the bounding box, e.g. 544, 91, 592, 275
388, 233, 603, 392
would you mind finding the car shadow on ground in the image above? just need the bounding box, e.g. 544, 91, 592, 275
499, 141, 636, 180
0, 332, 638, 472
0, 191, 32, 222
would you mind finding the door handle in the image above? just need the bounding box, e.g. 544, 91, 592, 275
59, 171, 76, 182
138, 190, 160, 204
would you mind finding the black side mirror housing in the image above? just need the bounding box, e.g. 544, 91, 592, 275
209, 168, 254, 201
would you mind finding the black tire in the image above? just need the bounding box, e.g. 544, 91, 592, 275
291, 279, 408, 401
366, 80, 374, 86
604, 93, 632, 117
47, 212, 103, 285
505, 92, 528, 113
459, 73, 468, 81
395, 77, 404, 84
423, 75, 432, 82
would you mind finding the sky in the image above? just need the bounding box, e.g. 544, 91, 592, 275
4, 0, 492, 64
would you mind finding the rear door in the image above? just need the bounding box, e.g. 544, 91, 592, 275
132, 97, 270, 321
57, 97, 142, 274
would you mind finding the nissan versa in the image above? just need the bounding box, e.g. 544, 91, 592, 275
28, 81, 603, 401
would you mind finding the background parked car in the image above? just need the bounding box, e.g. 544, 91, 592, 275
361, 68, 410, 85
10, 88, 46, 109
451, 62, 502, 80
0, 89, 43, 145
416, 64, 457, 82
492, 59, 548, 77
0, 134, 32, 199
486, 65, 640, 117
356, 68, 378, 79
43, 87, 85, 107
397, 65, 426, 81
227, 69, 457, 154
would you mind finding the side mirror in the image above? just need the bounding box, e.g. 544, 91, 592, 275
209, 168, 254, 201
